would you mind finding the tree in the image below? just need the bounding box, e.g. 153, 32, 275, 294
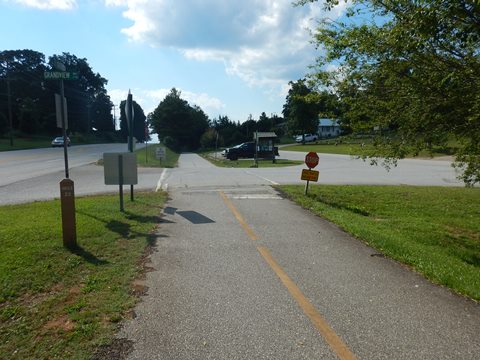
91, 92, 114, 132
0, 50, 47, 136
119, 99, 147, 143
0, 50, 114, 138
257, 112, 273, 132
200, 128, 220, 149
48, 53, 110, 134
283, 79, 319, 142
298, 0, 480, 185
150, 88, 210, 151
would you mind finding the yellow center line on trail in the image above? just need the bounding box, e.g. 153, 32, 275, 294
219, 191, 357, 360
219, 191, 258, 241
257, 246, 357, 360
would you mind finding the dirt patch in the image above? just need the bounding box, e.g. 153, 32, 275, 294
91, 338, 134, 360
43, 315, 75, 332
131, 279, 148, 296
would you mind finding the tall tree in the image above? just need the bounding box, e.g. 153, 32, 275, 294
283, 79, 319, 141
0, 50, 46, 135
119, 99, 147, 143
91, 92, 114, 132
48, 53, 110, 134
150, 88, 210, 151
298, 0, 480, 184
257, 112, 273, 132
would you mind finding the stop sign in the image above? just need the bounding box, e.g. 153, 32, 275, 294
305, 152, 319, 169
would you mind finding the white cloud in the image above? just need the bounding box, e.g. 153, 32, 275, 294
11, 0, 77, 10
109, 88, 225, 117
107, 0, 346, 91
145, 88, 225, 113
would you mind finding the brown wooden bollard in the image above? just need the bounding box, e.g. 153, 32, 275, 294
60, 178, 77, 249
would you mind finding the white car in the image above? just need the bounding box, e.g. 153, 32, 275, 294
51, 136, 71, 147
295, 133, 318, 143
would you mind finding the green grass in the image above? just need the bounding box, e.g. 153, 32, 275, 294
201, 152, 303, 168
0, 191, 167, 359
0, 136, 52, 151
135, 144, 179, 168
284, 142, 365, 155
283, 136, 457, 158
278, 185, 480, 301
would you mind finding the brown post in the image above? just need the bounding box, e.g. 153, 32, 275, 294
60, 179, 77, 248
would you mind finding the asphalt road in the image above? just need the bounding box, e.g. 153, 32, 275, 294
0, 143, 162, 205
0, 146, 463, 205
2, 147, 478, 358
118, 153, 479, 360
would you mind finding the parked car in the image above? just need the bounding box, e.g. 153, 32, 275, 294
51, 136, 71, 147
295, 133, 318, 143
225, 142, 279, 161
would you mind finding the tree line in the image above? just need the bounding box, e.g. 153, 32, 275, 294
0, 50, 117, 139
149, 88, 287, 152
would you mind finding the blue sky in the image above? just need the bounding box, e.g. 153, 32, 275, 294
0, 0, 346, 123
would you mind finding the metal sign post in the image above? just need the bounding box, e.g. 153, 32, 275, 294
302, 152, 320, 195
103, 152, 138, 212
44, 65, 79, 248
125, 90, 135, 201
59, 79, 69, 179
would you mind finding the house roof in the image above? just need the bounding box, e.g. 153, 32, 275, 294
253, 132, 277, 139
318, 118, 339, 126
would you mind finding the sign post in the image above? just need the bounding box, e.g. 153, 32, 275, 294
60, 178, 77, 248
44, 65, 79, 248
125, 91, 135, 201
155, 146, 166, 165
302, 152, 320, 195
103, 152, 138, 212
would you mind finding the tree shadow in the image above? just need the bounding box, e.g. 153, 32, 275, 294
106, 220, 130, 238
69, 245, 109, 265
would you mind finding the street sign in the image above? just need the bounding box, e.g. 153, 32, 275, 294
301, 169, 319, 182
103, 152, 138, 185
305, 152, 319, 169
155, 147, 166, 160
44, 71, 79, 80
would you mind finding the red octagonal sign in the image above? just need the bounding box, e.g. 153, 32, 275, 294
305, 152, 319, 169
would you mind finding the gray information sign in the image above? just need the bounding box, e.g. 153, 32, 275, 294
103, 152, 138, 185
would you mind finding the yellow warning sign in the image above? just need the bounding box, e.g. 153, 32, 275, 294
301, 169, 319, 182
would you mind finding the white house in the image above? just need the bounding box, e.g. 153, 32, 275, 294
318, 118, 341, 138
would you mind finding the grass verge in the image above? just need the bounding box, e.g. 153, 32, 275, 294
0, 136, 51, 151
277, 185, 480, 301
283, 142, 366, 155
0, 191, 167, 359
283, 137, 456, 158
135, 144, 179, 168
201, 152, 303, 168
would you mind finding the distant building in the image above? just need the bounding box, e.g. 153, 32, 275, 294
318, 118, 341, 138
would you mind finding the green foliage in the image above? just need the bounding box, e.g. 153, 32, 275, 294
279, 185, 480, 300
302, 0, 480, 185
200, 128, 219, 149
0, 192, 167, 359
282, 79, 319, 136
150, 88, 210, 151
134, 144, 179, 168
119, 99, 147, 143
0, 50, 113, 138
